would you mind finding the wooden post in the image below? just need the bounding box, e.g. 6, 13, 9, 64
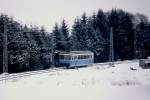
109, 27, 114, 67
133, 29, 137, 59
3, 18, 8, 73
51, 33, 55, 68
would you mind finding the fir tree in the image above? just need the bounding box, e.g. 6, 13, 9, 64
60, 19, 70, 51
70, 18, 82, 50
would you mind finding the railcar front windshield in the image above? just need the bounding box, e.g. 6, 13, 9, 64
60, 55, 71, 60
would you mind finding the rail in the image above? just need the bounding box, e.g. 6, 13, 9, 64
92, 59, 139, 66
0, 60, 139, 82
0, 68, 63, 82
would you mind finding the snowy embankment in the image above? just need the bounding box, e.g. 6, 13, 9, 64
0, 60, 150, 100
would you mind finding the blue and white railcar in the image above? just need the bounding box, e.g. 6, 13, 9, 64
57, 51, 94, 68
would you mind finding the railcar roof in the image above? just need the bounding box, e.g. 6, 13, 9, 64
59, 51, 93, 55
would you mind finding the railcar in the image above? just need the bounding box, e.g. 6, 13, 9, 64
55, 51, 94, 68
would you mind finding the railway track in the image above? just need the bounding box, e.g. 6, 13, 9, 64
91, 59, 139, 66
0, 60, 139, 82
0, 68, 63, 82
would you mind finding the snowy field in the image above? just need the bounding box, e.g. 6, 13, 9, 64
0, 60, 150, 100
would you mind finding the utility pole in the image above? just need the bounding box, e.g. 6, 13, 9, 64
3, 18, 8, 74
51, 33, 55, 68
133, 30, 137, 59
109, 27, 114, 67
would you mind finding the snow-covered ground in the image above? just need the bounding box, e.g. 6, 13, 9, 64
0, 60, 150, 100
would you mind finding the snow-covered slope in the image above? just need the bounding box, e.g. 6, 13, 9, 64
0, 60, 150, 100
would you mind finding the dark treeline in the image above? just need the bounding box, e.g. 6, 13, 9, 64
0, 15, 52, 73
0, 8, 150, 73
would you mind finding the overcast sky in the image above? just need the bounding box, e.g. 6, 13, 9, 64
0, 0, 150, 31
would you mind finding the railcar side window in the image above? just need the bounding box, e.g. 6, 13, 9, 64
64, 55, 70, 60
60, 55, 64, 60
73, 56, 77, 60
70, 54, 94, 60
71, 56, 74, 60
89, 55, 91, 59
64, 55, 67, 60
85, 55, 88, 59
81, 55, 83, 59
83, 55, 86, 59
60, 55, 70, 60
78, 55, 81, 59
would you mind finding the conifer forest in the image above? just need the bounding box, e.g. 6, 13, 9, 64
0, 9, 150, 73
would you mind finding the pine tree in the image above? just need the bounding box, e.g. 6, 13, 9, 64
86, 16, 105, 53
60, 19, 70, 51
108, 9, 134, 60
52, 23, 62, 51
80, 13, 89, 50
96, 9, 109, 39
134, 14, 149, 58
91, 12, 97, 30
70, 18, 82, 50
95, 9, 109, 62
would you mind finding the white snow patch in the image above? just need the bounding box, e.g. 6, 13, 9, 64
0, 60, 150, 100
